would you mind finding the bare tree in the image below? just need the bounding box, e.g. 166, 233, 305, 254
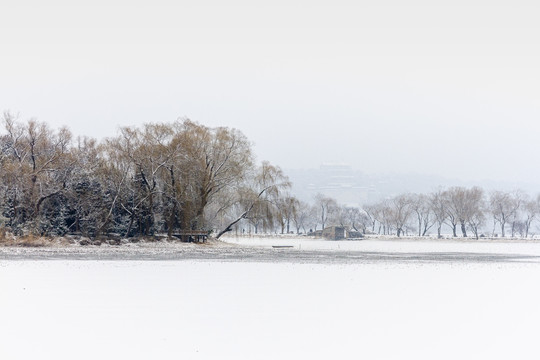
489, 190, 522, 238
305, 204, 320, 233
362, 204, 378, 233
387, 194, 414, 237
371, 201, 392, 235
276, 195, 300, 234
330, 205, 348, 228
444, 187, 484, 238
442, 190, 459, 237
467, 198, 486, 240
344, 206, 369, 233
410, 193, 435, 236
314, 193, 338, 230
429, 190, 447, 238
292, 200, 311, 234
510, 191, 525, 238
520, 196, 538, 238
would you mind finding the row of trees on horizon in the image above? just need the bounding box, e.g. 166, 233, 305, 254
272, 188, 539, 240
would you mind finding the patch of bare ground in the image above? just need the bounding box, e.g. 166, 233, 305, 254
0, 232, 71, 247
0, 229, 225, 248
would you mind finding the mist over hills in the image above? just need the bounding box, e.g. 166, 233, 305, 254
286, 163, 540, 206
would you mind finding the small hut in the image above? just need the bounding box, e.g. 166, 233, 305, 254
322, 226, 346, 240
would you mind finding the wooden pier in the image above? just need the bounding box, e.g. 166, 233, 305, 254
172, 231, 209, 243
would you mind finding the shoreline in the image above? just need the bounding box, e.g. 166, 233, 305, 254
2, 236, 540, 264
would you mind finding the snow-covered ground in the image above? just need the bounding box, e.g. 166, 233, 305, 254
2, 238, 540, 360
223, 234, 540, 256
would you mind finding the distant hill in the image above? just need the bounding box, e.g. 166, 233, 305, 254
286, 164, 540, 206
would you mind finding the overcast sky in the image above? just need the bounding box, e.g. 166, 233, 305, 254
1, 0, 540, 184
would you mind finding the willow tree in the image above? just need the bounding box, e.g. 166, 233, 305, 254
387, 194, 414, 237
215, 161, 291, 239
181, 120, 253, 230
0, 114, 291, 239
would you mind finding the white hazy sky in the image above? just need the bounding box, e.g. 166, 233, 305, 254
1, 0, 540, 183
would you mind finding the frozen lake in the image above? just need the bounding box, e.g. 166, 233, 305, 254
3, 236, 540, 264
2, 238, 540, 359
224, 235, 540, 255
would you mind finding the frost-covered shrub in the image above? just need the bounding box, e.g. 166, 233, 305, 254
0, 215, 7, 227
0, 227, 6, 241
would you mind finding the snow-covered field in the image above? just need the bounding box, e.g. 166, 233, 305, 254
223, 234, 540, 255
2, 237, 540, 360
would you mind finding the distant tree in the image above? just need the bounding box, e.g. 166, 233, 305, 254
489, 190, 522, 238
429, 190, 447, 238
304, 204, 320, 232
362, 204, 378, 233
244, 199, 274, 234
344, 206, 369, 233
467, 199, 486, 240
371, 201, 392, 235
276, 195, 300, 234
509, 191, 526, 238
292, 200, 311, 234
443, 187, 484, 238
314, 193, 338, 230
518, 195, 538, 238
330, 205, 348, 228
511, 192, 539, 238
410, 193, 435, 236
387, 194, 414, 237
442, 190, 459, 237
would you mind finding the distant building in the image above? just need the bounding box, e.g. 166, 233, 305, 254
347, 230, 364, 239
308, 226, 363, 240
322, 226, 346, 240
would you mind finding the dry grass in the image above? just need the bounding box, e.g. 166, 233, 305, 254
0, 230, 56, 247
0, 232, 202, 247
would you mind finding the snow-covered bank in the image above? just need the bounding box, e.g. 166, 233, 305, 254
2, 237, 540, 264
1, 260, 540, 360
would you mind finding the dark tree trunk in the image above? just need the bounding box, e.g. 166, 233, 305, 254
167, 166, 177, 238
125, 213, 135, 237
460, 220, 467, 237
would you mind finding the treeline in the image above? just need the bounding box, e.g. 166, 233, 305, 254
2, 113, 538, 241
0, 113, 291, 239
285, 188, 539, 239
